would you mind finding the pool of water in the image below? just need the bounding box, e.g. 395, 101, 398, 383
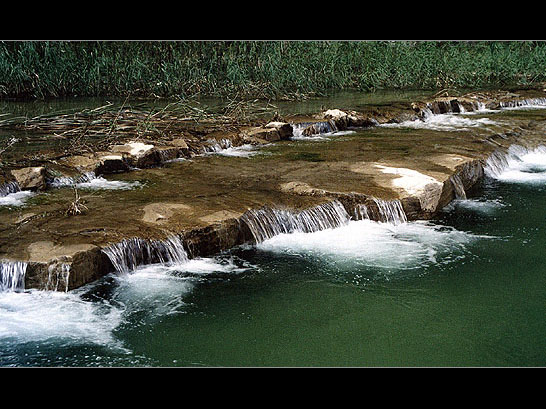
1, 166, 545, 366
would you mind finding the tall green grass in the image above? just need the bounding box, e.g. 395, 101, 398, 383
1, 41, 545, 100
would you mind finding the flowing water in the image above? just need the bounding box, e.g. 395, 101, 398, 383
2, 93, 546, 366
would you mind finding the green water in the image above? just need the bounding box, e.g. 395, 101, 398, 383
1, 176, 545, 367
2, 95, 546, 367
120, 180, 546, 366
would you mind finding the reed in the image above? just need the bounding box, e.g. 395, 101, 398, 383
1, 41, 545, 100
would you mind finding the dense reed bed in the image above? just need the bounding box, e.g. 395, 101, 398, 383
1, 41, 546, 100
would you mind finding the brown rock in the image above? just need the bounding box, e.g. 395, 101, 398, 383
94, 155, 129, 175
11, 167, 47, 191
265, 122, 293, 140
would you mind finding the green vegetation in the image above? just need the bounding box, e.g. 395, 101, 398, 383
1, 41, 546, 100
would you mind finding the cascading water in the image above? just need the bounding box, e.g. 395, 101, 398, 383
102, 235, 189, 273
203, 138, 256, 157
499, 98, 546, 109
484, 150, 511, 178
385, 100, 497, 132
49, 171, 138, 190
422, 100, 467, 116
241, 200, 351, 243
50, 171, 97, 187
485, 145, 546, 182
205, 138, 233, 153
0, 181, 21, 197
291, 121, 339, 139
353, 204, 370, 220
372, 199, 408, 225
0, 261, 27, 292
45, 263, 71, 292
450, 174, 467, 200
0, 181, 33, 207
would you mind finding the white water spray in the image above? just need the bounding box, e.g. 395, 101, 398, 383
50, 172, 139, 190
485, 145, 546, 183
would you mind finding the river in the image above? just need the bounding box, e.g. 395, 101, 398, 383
1, 93, 545, 366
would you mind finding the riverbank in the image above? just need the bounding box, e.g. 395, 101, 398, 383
2, 88, 546, 291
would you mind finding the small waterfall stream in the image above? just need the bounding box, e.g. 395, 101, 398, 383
499, 98, 546, 109
241, 200, 350, 243
242, 198, 410, 245
372, 199, 408, 225
204, 138, 233, 153
102, 235, 189, 273
291, 121, 338, 138
45, 263, 71, 292
450, 174, 467, 200
0, 181, 21, 197
353, 204, 370, 220
0, 261, 27, 292
50, 172, 97, 187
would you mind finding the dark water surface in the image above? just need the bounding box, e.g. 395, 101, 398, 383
1, 174, 545, 367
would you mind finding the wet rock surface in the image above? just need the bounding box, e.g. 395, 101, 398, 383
2, 88, 546, 291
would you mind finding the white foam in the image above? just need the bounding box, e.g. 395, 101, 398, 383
0, 290, 123, 347
445, 199, 507, 215
212, 144, 259, 157
110, 257, 250, 317
0, 191, 34, 207
383, 114, 498, 132
487, 145, 546, 184
75, 178, 139, 190
0, 255, 250, 348
257, 219, 484, 271
50, 173, 139, 190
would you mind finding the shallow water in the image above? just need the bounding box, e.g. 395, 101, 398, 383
2, 95, 546, 367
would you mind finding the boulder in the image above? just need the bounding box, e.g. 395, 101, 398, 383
265, 122, 293, 140
10, 167, 47, 191
111, 141, 154, 157
243, 127, 282, 142
94, 155, 129, 175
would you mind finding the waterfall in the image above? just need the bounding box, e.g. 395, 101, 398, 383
450, 174, 467, 200
372, 199, 407, 225
45, 263, 71, 292
353, 203, 370, 220
484, 150, 511, 178
484, 145, 546, 181
0, 181, 21, 197
0, 261, 27, 292
50, 171, 97, 187
471, 101, 487, 111
204, 138, 233, 153
422, 100, 466, 116
291, 121, 338, 138
241, 200, 350, 243
484, 145, 536, 178
500, 97, 546, 109
102, 235, 189, 273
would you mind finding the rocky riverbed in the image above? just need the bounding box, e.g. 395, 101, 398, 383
2, 88, 546, 291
